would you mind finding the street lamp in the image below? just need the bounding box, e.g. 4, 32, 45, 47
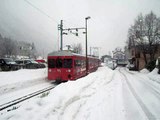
85, 16, 91, 75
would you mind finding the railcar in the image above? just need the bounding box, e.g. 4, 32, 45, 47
47, 51, 100, 82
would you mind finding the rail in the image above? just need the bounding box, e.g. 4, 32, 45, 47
0, 85, 55, 111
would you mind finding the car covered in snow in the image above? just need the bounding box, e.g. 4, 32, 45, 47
0, 58, 20, 71
15, 59, 45, 69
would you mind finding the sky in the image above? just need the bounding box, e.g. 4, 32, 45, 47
0, 0, 160, 57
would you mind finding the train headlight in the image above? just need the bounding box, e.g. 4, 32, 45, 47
49, 69, 52, 72
68, 69, 71, 72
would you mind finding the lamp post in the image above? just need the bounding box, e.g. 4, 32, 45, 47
85, 16, 91, 75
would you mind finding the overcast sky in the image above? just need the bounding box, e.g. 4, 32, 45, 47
0, 0, 160, 57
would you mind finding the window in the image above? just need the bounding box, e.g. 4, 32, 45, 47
63, 59, 72, 68
48, 59, 55, 68
4, 58, 13, 63
16, 60, 23, 64
56, 58, 63, 68
74, 60, 81, 67
0, 59, 4, 64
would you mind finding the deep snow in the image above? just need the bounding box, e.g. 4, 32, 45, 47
0, 68, 48, 95
0, 66, 160, 120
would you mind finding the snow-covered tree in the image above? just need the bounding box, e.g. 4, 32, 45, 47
127, 11, 160, 64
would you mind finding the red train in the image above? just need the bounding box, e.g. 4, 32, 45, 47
47, 51, 100, 82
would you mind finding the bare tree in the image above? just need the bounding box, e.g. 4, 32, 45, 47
144, 12, 160, 60
72, 43, 82, 54
0, 33, 37, 59
0, 35, 17, 58
3, 38, 17, 57
0, 34, 4, 57
127, 12, 160, 65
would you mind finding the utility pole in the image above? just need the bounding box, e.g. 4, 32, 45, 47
58, 20, 85, 51
58, 20, 86, 51
58, 17, 91, 75
60, 20, 63, 51
85, 16, 91, 75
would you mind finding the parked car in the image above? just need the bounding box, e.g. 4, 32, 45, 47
126, 62, 136, 70
0, 58, 20, 71
35, 59, 47, 68
15, 59, 45, 69
35, 59, 46, 63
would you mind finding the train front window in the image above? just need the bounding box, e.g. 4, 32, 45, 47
63, 59, 72, 68
56, 58, 63, 68
48, 59, 55, 68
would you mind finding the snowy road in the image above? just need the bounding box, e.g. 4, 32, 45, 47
0, 67, 160, 120
120, 68, 160, 120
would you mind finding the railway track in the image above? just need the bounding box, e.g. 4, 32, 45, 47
0, 85, 56, 111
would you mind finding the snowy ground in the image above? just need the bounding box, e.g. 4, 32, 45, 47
0, 66, 160, 120
0, 68, 51, 112
0, 68, 48, 94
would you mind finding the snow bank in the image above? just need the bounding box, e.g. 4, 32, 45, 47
0, 68, 47, 86
149, 68, 159, 75
1, 67, 126, 120
140, 68, 150, 74
147, 68, 160, 83
0, 68, 47, 95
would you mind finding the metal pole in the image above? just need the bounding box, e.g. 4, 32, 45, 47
85, 16, 91, 75
85, 18, 88, 75
60, 20, 63, 51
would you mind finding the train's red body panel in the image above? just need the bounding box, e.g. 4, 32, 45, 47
48, 51, 100, 82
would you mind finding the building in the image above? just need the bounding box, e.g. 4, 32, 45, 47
101, 55, 112, 63
128, 44, 160, 70
17, 41, 36, 59
113, 48, 127, 66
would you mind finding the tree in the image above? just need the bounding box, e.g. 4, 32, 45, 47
127, 11, 160, 65
0, 34, 17, 58
0, 34, 4, 57
72, 43, 82, 54
0, 33, 37, 59
144, 12, 160, 60
3, 38, 17, 57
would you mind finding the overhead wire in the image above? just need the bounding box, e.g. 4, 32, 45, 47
23, 0, 60, 50
23, 0, 59, 24
23, 0, 85, 50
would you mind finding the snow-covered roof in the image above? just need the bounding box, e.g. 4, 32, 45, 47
48, 51, 98, 59
48, 51, 75, 56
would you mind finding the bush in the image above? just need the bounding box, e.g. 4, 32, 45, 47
145, 60, 156, 72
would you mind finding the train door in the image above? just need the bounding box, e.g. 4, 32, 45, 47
63, 58, 73, 80
48, 57, 56, 80
55, 57, 63, 80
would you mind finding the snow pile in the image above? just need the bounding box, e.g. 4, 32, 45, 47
149, 68, 159, 75
0, 68, 47, 94
0, 68, 47, 86
147, 68, 160, 83
140, 68, 150, 74
1, 67, 126, 120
